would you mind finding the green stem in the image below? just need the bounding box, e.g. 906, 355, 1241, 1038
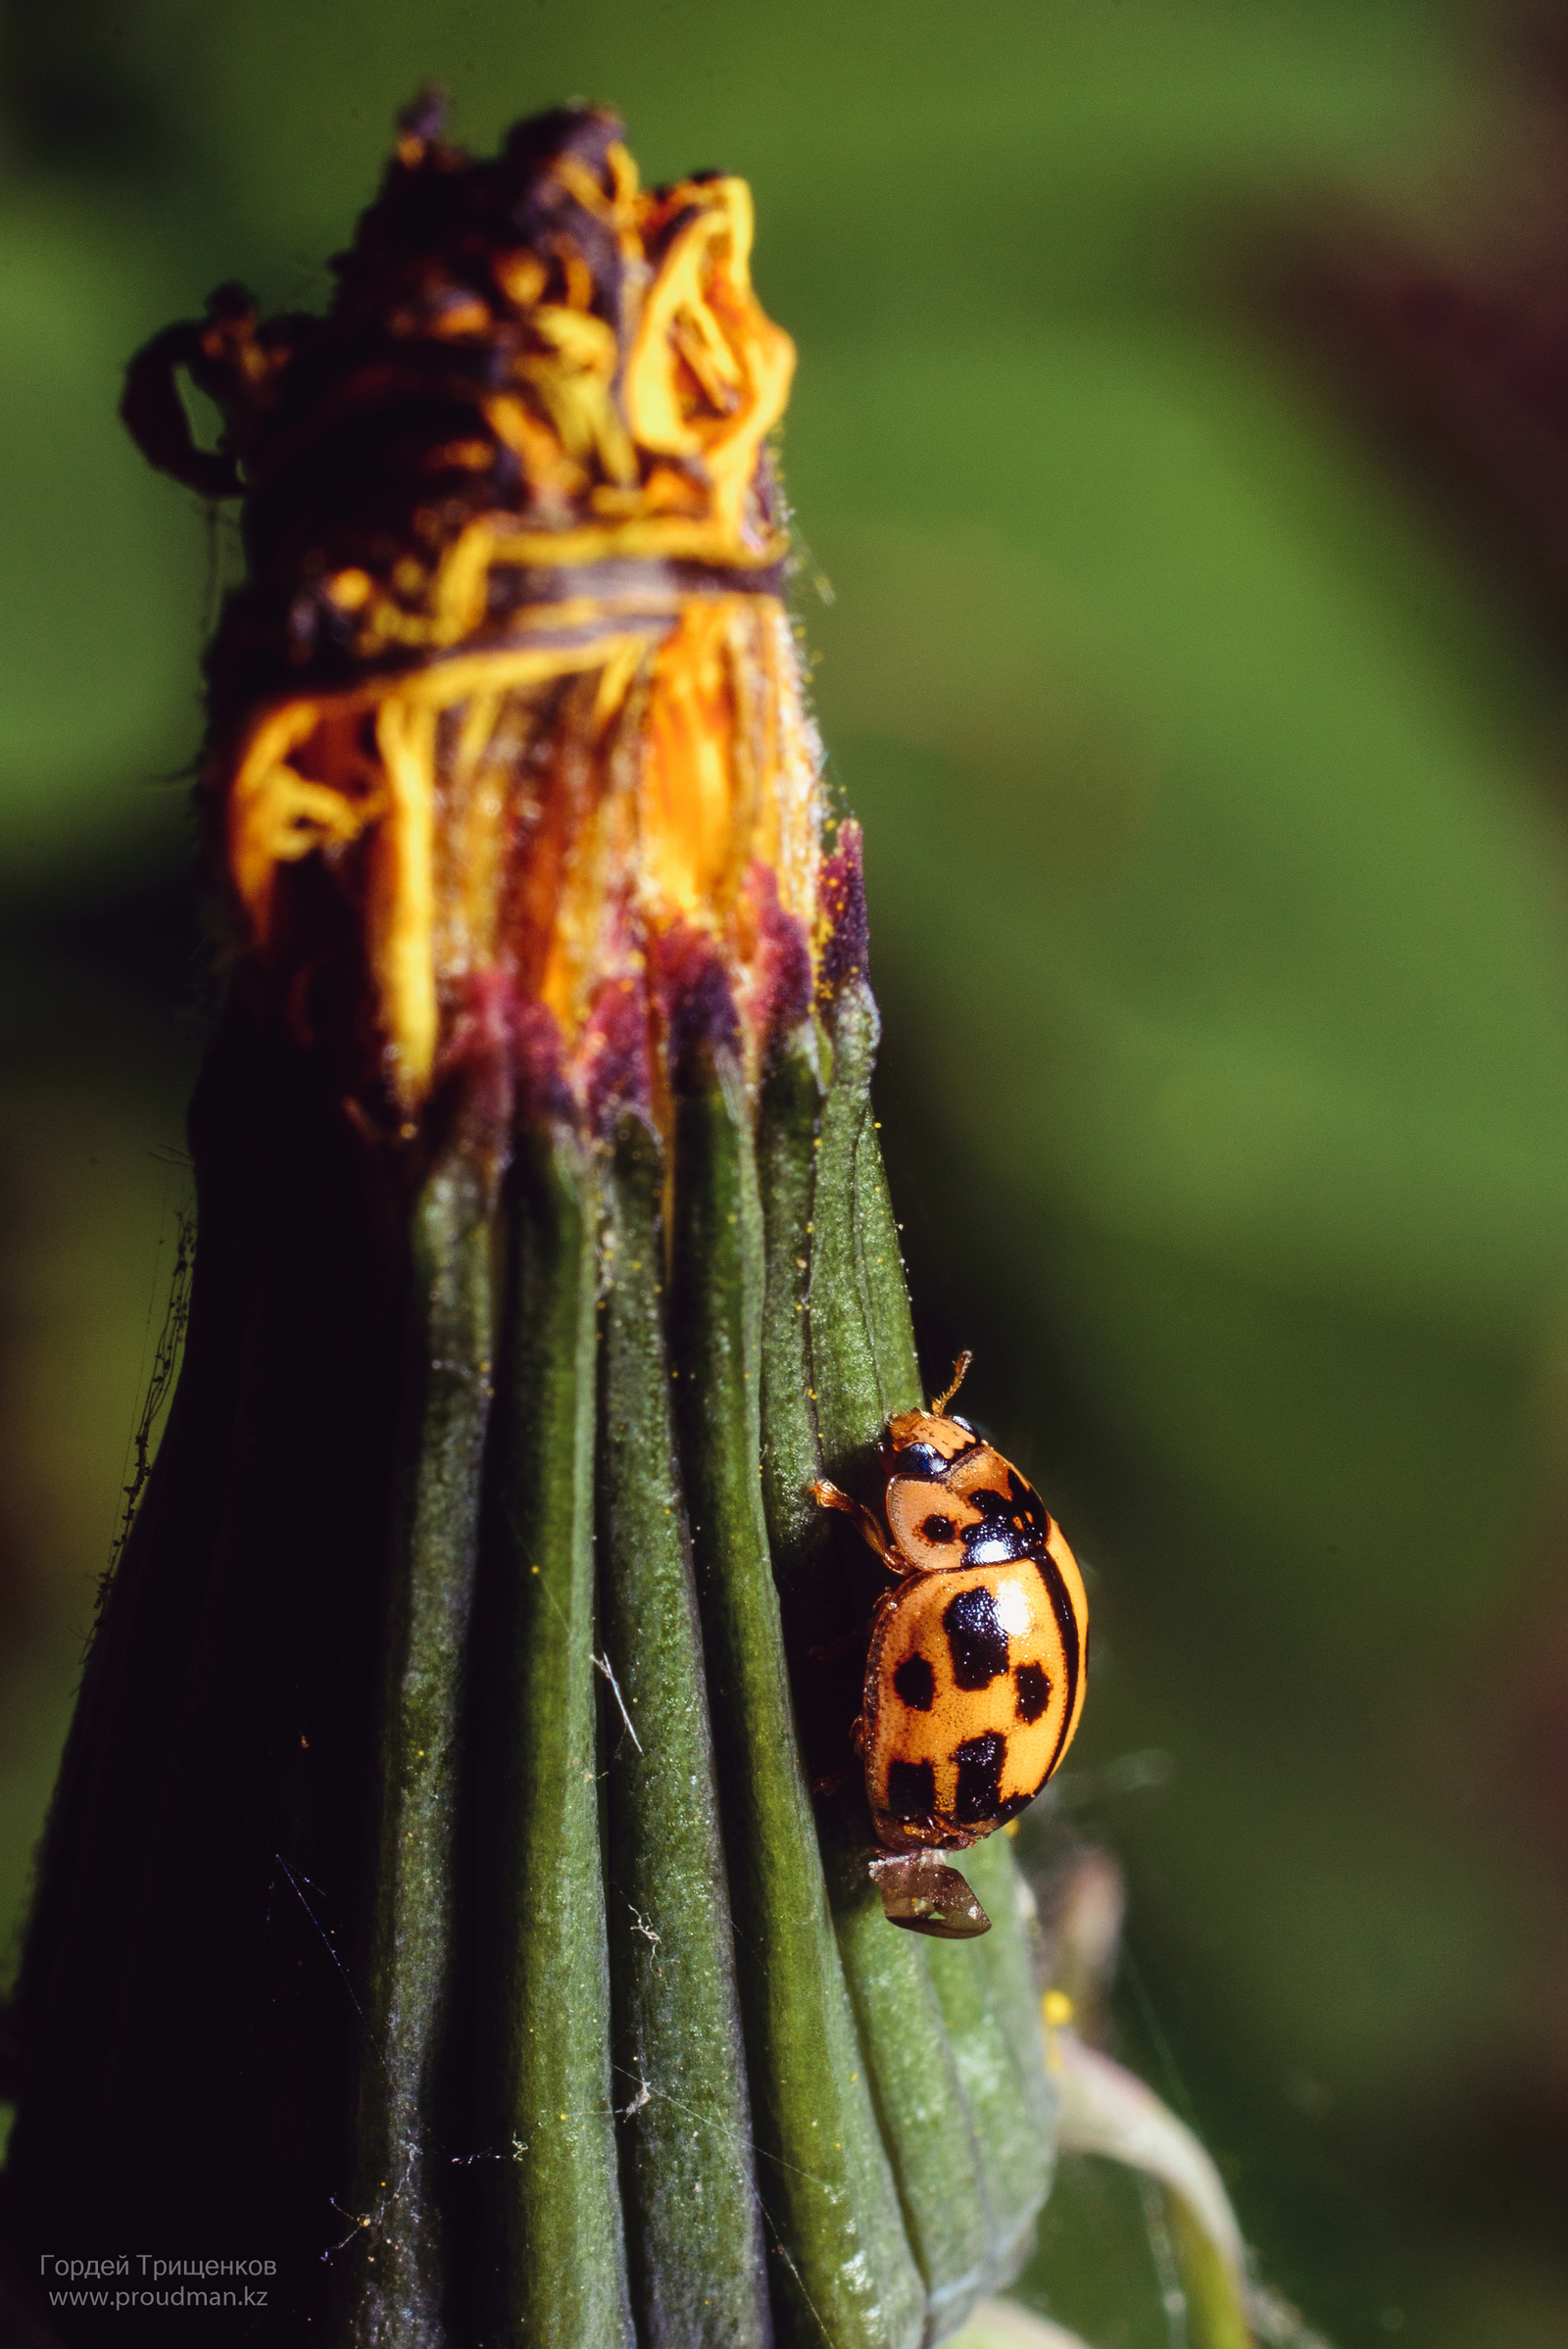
755, 1038, 826, 1651
348, 1150, 495, 2343
792, 1005, 1009, 2333
1165, 2191, 1257, 2349
476, 1129, 632, 2346
926, 1832, 1056, 2286
597, 1115, 771, 2347
809, 985, 901, 1456
670, 1045, 924, 2349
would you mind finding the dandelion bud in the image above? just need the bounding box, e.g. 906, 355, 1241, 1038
8, 101, 1057, 2349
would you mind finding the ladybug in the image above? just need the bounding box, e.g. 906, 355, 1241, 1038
813, 1352, 1089, 1861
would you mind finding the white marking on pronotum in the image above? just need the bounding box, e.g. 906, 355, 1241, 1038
592, 1649, 643, 1753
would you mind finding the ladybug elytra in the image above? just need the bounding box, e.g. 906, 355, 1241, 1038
813, 1353, 1089, 1865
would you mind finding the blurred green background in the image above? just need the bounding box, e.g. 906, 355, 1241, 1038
4, 3, 1568, 2343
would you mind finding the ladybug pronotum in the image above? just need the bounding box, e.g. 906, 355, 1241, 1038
813, 1354, 1089, 1869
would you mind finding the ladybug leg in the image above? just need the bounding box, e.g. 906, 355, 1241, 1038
812, 1477, 901, 1575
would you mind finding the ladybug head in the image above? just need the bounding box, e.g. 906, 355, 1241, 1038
880, 1407, 981, 1481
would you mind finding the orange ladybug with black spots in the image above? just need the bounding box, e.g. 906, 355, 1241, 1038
814, 1353, 1089, 1854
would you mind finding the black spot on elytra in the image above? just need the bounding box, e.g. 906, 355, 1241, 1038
958, 1469, 1051, 1566
920, 1513, 957, 1544
953, 1731, 1005, 1825
944, 1584, 1008, 1688
886, 1757, 937, 1820
1014, 1661, 1052, 1723
995, 1788, 1033, 1826
892, 1652, 936, 1711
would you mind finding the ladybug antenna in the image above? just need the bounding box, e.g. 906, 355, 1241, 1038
930, 1349, 973, 1416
